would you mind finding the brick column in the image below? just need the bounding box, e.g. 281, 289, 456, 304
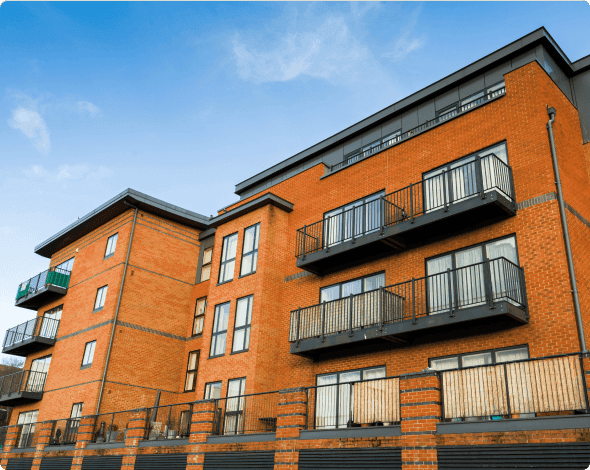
73, 415, 97, 470
1, 424, 21, 469
400, 371, 441, 470
187, 399, 216, 470
31, 421, 54, 470
275, 387, 308, 470
121, 408, 149, 470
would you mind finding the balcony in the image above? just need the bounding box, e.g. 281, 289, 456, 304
0, 370, 47, 406
2, 316, 60, 357
289, 258, 528, 357
296, 154, 516, 274
15, 267, 71, 310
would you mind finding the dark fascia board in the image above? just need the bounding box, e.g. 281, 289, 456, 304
198, 227, 217, 241
234, 27, 576, 196
34, 188, 210, 259
573, 54, 590, 74
207, 192, 293, 228
437, 414, 590, 434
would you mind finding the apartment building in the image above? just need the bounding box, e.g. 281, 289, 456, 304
2, 27, 590, 470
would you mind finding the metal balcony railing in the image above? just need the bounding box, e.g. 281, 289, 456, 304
297, 153, 515, 258
0, 370, 47, 398
91, 410, 134, 443
289, 257, 527, 344
330, 84, 506, 173
16, 267, 71, 301
144, 402, 193, 441
3, 316, 60, 349
306, 375, 401, 430
0, 425, 7, 449
48, 418, 80, 445
212, 391, 280, 436
440, 353, 590, 421
14, 422, 40, 448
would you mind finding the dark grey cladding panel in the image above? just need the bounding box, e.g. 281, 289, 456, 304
459, 75, 485, 99
135, 453, 188, 470
573, 69, 590, 142
511, 48, 537, 70
485, 61, 511, 86
321, 145, 344, 167
362, 126, 382, 146
542, 46, 573, 100
401, 108, 418, 132
382, 116, 401, 136
344, 136, 362, 155
435, 88, 460, 111
6, 458, 34, 470
417, 99, 436, 124
39, 457, 73, 470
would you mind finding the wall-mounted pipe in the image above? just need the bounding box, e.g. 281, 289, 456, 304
546, 106, 587, 353
95, 202, 139, 414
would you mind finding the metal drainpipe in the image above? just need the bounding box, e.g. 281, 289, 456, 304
95, 202, 139, 414
546, 106, 588, 353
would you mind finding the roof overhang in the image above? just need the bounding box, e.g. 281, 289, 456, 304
35, 189, 210, 258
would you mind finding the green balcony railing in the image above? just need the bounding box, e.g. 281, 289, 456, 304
16, 267, 71, 302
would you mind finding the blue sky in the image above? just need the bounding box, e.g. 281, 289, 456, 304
0, 2, 589, 360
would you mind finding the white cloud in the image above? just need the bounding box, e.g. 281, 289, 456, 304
8, 107, 51, 153
77, 100, 100, 116
381, 6, 426, 62
23, 164, 113, 182
232, 11, 391, 87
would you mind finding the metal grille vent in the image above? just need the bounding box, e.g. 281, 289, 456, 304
135, 453, 189, 470
299, 448, 402, 469
204, 451, 275, 469
39, 457, 73, 470
80, 455, 123, 470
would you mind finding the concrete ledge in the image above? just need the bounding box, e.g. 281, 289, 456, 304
10, 447, 35, 453
44, 444, 76, 451
206, 432, 276, 444
85, 441, 125, 449
139, 438, 189, 447
437, 414, 590, 434
300, 425, 402, 440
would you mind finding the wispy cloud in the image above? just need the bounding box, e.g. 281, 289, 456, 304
381, 6, 426, 62
23, 164, 113, 182
8, 107, 51, 153
77, 100, 100, 116
231, 7, 391, 87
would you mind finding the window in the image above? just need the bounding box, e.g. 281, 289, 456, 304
218, 233, 238, 284
436, 81, 505, 122
94, 285, 108, 311
224, 378, 246, 435
82, 341, 96, 368
316, 367, 386, 429
193, 297, 207, 336
104, 233, 118, 258
210, 302, 230, 358
27, 356, 51, 393
430, 346, 529, 371
323, 190, 385, 248
56, 257, 75, 273
184, 351, 200, 392
200, 247, 213, 282
232, 296, 253, 353
344, 131, 402, 166
240, 223, 260, 277
63, 402, 83, 443
423, 142, 510, 214
320, 272, 385, 303
16, 410, 38, 448
425, 235, 520, 314
40, 305, 62, 339
204, 381, 222, 400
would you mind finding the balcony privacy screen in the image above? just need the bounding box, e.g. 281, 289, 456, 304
441, 354, 587, 419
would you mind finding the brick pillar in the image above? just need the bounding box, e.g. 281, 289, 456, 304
73, 415, 97, 470
121, 408, 149, 470
275, 387, 308, 470
400, 371, 441, 470
2, 424, 23, 470
31, 421, 54, 470
187, 399, 216, 470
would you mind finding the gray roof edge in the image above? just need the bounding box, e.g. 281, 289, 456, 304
573, 54, 590, 74
234, 27, 573, 196
208, 192, 294, 228
34, 188, 210, 257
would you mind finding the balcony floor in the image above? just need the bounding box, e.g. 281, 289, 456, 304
0, 391, 43, 407
297, 189, 516, 275
15, 285, 67, 310
2, 336, 56, 357
290, 300, 528, 358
